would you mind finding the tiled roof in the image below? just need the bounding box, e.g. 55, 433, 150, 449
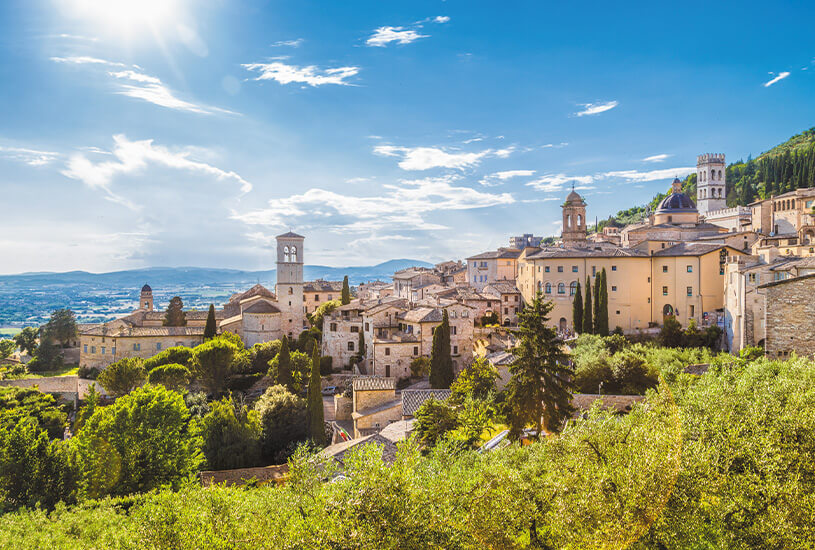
277, 231, 305, 239
651, 243, 733, 257
352, 399, 402, 419
321, 433, 398, 466
401, 389, 452, 417
467, 248, 522, 260
81, 322, 205, 338
363, 297, 409, 315
758, 272, 815, 289
485, 350, 516, 366
378, 419, 416, 443
304, 279, 344, 292
398, 307, 440, 324
393, 268, 436, 280
525, 245, 648, 259
143, 310, 226, 321
243, 301, 281, 314
228, 284, 276, 303
483, 282, 520, 295
353, 377, 397, 392
373, 332, 419, 344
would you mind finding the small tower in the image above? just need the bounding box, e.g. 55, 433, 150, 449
561, 187, 587, 246
697, 153, 727, 215
276, 232, 306, 338
139, 284, 154, 311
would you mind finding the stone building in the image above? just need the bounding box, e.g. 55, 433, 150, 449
696, 153, 727, 215
80, 232, 308, 369
303, 279, 344, 314
466, 248, 521, 289
747, 187, 815, 243
510, 234, 543, 249
561, 189, 587, 246
392, 268, 442, 301
322, 300, 366, 370
351, 377, 401, 438
760, 273, 815, 358
482, 282, 522, 326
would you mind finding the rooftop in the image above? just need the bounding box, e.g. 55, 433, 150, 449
352, 377, 397, 392
402, 389, 452, 417
467, 248, 522, 261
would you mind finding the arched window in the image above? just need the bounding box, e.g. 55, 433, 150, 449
545, 282, 552, 294
537, 281, 542, 293
291, 245, 297, 260
557, 283, 565, 294
577, 214, 583, 227
566, 214, 572, 229
569, 281, 577, 296
718, 170, 722, 180
288, 287, 293, 295
283, 246, 289, 263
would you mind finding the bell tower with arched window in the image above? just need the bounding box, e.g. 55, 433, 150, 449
697, 153, 727, 215
276, 231, 305, 338
561, 188, 587, 246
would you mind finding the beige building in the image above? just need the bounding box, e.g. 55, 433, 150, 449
466, 248, 521, 289
303, 280, 344, 314
392, 268, 442, 301
482, 282, 522, 326
351, 377, 401, 438
748, 187, 815, 240
760, 273, 815, 359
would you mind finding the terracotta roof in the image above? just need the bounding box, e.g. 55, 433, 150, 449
373, 332, 419, 344
304, 279, 344, 292
81, 323, 205, 337
352, 399, 402, 419
353, 377, 396, 392
321, 433, 398, 466
483, 282, 521, 295
243, 301, 281, 314
228, 284, 276, 303
651, 243, 735, 257
525, 245, 648, 259
467, 248, 522, 260
143, 310, 226, 321
401, 389, 452, 417
378, 419, 416, 443
398, 307, 440, 324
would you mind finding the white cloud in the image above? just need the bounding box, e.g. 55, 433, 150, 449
366, 26, 428, 47
0, 146, 60, 166
434, 16, 450, 23
242, 62, 359, 87
51, 56, 126, 67
575, 100, 618, 117
374, 145, 514, 171
62, 134, 252, 209
602, 167, 696, 182
763, 71, 790, 87
233, 175, 515, 233
479, 169, 535, 186
345, 177, 373, 184
271, 38, 304, 47
526, 174, 593, 192
642, 154, 670, 163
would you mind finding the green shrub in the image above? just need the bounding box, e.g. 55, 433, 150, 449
142, 347, 193, 371
319, 356, 333, 375
147, 364, 191, 390
196, 397, 261, 471
254, 385, 308, 463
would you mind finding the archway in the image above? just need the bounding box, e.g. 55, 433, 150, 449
559, 317, 567, 333
662, 304, 674, 319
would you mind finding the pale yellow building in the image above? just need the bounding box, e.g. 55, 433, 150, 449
303, 279, 344, 314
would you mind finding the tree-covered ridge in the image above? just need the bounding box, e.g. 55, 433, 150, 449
596, 127, 815, 231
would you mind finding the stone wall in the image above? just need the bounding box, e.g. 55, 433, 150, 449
0, 376, 106, 402
334, 394, 353, 420
763, 274, 815, 358
200, 464, 288, 487
322, 314, 363, 370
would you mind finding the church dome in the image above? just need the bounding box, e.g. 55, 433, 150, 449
565, 190, 584, 204
141, 284, 152, 293
655, 179, 697, 214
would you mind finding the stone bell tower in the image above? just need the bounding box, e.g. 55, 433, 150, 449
276, 232, 305, 339
561, 187, 587, 246
139, 284, 154, 311
697, 153, 727, 215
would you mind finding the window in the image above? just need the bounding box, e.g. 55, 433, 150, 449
611, 265, 617, 271
351, 326, 359, 333
557, 283, 565, 294
365, 322, 370, 331
687, 265, 693, 273
662, 265, 668, 273
133, 343, 140, 351
462, 310, 469, 318
648, 277, 651, 283
83, 344, 87, 353
689, 305, 695, 317
572, 265, 578, 272
385, 347, 390, 356
101, 347, 106, 355
592, 266, 596, 276
545, 266, 550, 273
503, 295, 508, 302
314, 294, 320, 301
453, 345, 459, 355
112, 347, 116, 355
91, 346, 96, 354
616, 310, 620, 315
504, 307, 509, 314
330, 323, 337, 332
451, 325, 457, 335
545, 283, 551, 294
413, 346, 418, 355
687, 286, 693, 296
569, 281, 577, 296
557, 266, 564, 273
662, 286, 668, 296
347, 341, 354, 351
748, 273, 757, 283
385, 366, 390, 378
328, 294, 333, 300
611, 286, 617, 291
647, 297, 651, 304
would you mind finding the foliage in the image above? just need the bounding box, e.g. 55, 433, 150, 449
97, 357, 146, 398
320, 356, 333, 376
596, 268, 609, 336
44, 309, 78, 347
12, 327, 38, 356
29, 336, 62, 372
274, 335, 293, 391
450, 357, 498, 403
203, 304, 217, 340
480, 311, 499, 326
184, 392, 210, 419
659, 315, 684, 348
195, 396, 261, 471
147, 364, 191, 390
248, 340, 281, 375
307, 346, 325, 445
0, 417, 76, 511
74, 385, 100, 433
270, 348, 310, 393
162, 296, 187, 327
0, 339, 15, 360
582, 276, 593, 334
660, 316, 722, 350
309, 299, 341, 331
72, 385, 202, 499
0, 386, 67, 440
295, 329, 316, 355
506, 292, 573, 436
77, 365, 100, 379
341, 275, 351, 305
254, 385, 308, 463
191, 338, 239, 396
414, 397, 460, 447
142, 346, 194, 371
410, 356, 431, 378
572, 280, 583, 333
215, 331, 245, 349
429, 310, 454, 389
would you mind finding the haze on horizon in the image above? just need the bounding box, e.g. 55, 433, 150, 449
1, 0, 814, 275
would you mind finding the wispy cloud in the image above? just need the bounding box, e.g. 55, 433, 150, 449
51, 56, 127, 67
575, 100, 618, 117
480, 169, 535, 186
233, 175, 514, 233
433, 16, 450, 23
0, 145, 60, 166
367, 26, 428, 47
62, 134, 252, 209
271, 38, 304, 47
642, 154, 670, 163
603, 167, 695, 182
763, 71, 790, 87
526, 174, 594, 192
374, 144, 514, 171
243, 61, 359, 86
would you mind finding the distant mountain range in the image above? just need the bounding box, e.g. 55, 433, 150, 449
2, 259, 432, 288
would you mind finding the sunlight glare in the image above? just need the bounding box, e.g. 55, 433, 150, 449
60, 0, 182, 34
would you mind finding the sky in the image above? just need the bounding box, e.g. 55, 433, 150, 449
1, 0, 814, 274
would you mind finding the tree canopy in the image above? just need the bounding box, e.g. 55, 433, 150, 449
163, 296, 187, 327
429, 310, 454, 389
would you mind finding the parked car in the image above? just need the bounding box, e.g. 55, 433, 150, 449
321, 385, 338, 396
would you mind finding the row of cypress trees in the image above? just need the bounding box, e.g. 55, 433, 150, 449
572, 268, 609, 336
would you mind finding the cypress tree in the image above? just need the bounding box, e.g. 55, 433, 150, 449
582, 277, 593, 334
341, 276, 351, 305
592, 274, 601, 334
308, 344, 325, 445
277, 335, 293, 391
356, 329, 365, 364
429, 310, 454, 388
572, 280, 583, 334
163, 296, 187, 327
203, 304, 217, 340
598, 268, 609, 336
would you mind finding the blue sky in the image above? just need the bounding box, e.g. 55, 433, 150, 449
1, 0, 814, 274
